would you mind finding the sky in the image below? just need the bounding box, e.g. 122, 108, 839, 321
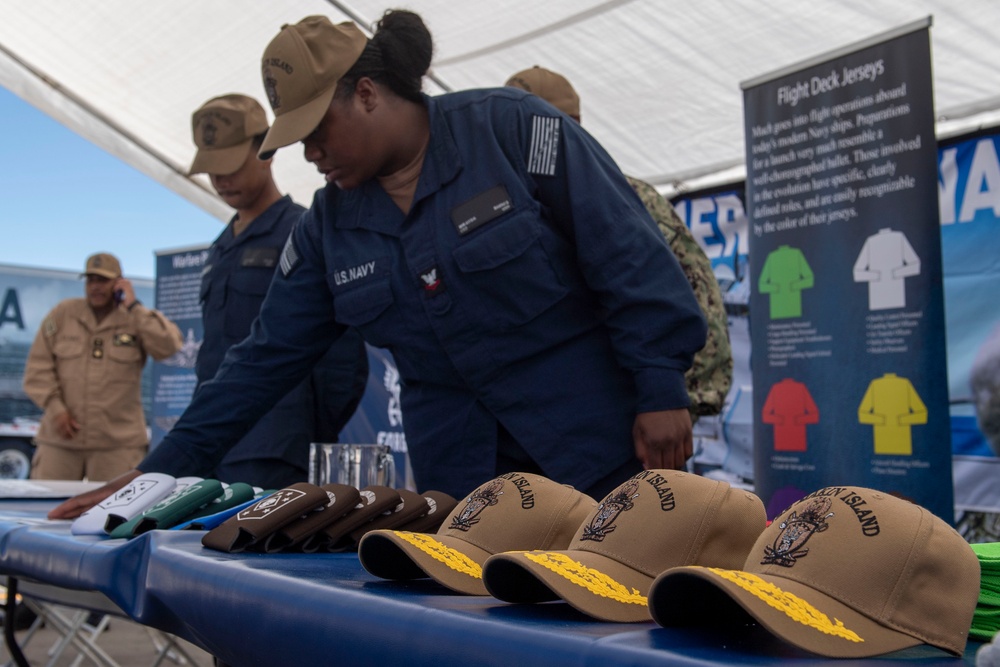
0, 86, 225, 280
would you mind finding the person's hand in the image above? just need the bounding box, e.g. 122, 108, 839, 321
47, 469, 142, 520
113, 277, 137, 309
632, 408, 693, 471
54, 410, 80, 440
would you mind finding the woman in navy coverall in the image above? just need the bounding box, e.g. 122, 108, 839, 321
50, 9, 706, 518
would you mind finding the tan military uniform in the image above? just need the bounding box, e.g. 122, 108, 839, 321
23, 298, 183, 479
627, 176, 734, 418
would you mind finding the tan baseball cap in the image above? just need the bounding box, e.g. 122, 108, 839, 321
81, 252, 122, 280
482, 470, 765, 622
357, 472, 596, 595
258, 16, 368, 160
505, 66, 581, 119
188, 94, 269, 176
648, 486, 982, 657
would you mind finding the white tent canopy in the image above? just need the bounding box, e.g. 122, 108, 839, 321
2, 0, 1000, 220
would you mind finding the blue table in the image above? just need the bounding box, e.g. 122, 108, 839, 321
0, 503, 982, 666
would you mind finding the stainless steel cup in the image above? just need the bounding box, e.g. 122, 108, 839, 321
309, 443, 396, 488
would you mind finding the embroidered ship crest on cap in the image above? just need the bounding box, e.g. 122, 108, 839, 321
263, 67, 280, 110
762, 495, 834, 567
202, 121, 218, 146
450, 478, 504, 531
581, 479, 639, 542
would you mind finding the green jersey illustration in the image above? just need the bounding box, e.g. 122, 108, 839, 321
758, 245, 814, 319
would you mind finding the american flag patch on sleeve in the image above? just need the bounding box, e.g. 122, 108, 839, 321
527, 115, 561, 176
279, 235, 301, 277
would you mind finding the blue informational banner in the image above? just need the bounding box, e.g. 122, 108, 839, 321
151, 246, 209, 447
742, 21, 954, 520
939, 132, 1000, 459
939, 131, 1000, 519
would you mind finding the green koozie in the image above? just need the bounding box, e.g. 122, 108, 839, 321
109, 480, 225, 539
181, 482, 257, 523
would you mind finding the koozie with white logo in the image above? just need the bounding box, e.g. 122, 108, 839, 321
70, 473, 177, 536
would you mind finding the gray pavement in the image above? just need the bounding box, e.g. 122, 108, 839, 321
1, 604, 215, 667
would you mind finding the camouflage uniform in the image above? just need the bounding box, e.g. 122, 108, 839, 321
627, 176, 733, 418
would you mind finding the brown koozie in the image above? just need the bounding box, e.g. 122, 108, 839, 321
201, 483, 329, 553
299, 486, 401, 553
260, 484, 361, 553
349, 489, 432, 543
396, 491, 458, 533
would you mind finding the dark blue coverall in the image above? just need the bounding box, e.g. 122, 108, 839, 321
143, 89, 706, 499
194, 195, 367, 488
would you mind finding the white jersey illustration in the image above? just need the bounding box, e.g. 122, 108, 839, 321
853, 228, 921, 310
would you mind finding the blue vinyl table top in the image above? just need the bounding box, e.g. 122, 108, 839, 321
0, 501, 982, 666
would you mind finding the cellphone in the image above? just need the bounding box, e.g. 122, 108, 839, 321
114, 289, 125, 305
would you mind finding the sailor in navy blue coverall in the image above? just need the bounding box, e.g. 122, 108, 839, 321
183, 93, 367, 489
49, 12, 706, 517
139, 86, 707, 498
197, 194, 367, 488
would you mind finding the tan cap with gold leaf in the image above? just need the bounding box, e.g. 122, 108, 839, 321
358, 472, 596, 595
648, 486, 982, 658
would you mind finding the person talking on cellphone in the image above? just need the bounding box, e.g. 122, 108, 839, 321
23, 252, 183, 481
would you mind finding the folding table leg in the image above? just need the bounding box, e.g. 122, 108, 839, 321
146, 626, 200, 667
20, 601, 119, 667
2, 577, 29, 667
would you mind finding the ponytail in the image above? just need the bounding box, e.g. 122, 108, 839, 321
336, 9, 433, 103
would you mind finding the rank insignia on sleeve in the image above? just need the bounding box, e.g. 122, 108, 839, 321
279, 236, 301, 277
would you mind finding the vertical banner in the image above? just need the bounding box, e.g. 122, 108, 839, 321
151, 246, 209, 448
742, 19, 953, 520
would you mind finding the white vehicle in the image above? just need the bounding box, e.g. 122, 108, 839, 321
0, 417, 38, 479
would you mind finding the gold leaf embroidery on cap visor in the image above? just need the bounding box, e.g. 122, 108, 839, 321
392, 532, 482, 579
524, 552, 646, 606
707, 568, 863, 643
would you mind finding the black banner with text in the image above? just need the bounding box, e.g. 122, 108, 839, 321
743, 21, 953, 521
